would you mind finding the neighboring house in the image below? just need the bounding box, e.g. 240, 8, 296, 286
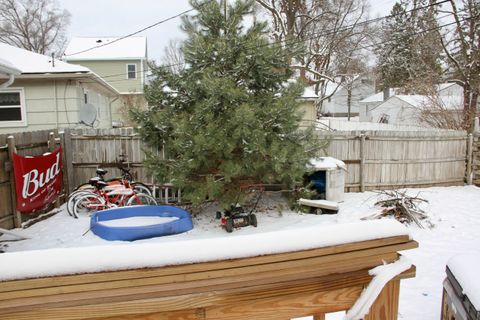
320, 74, 375, 117
359, 83, 464, 122
437, 82, 463, 97
0, 43, 119, 134
368, 95, 463, 127
298, 86, 318, 128
359, 88, 397, 122
64, 37, 148, 126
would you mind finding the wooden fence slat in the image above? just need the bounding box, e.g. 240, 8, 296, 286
6, 136, 21, 228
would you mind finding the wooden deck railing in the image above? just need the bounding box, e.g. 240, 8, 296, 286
0, 235, 417, 320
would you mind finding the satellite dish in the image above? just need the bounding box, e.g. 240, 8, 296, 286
79, 103, 97, 127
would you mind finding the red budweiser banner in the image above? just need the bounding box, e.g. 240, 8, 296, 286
12, 147, 63, 213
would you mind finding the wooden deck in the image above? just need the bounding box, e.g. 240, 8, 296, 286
0, 235, 417, 320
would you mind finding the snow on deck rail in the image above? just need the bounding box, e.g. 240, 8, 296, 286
0, 219, 410, 281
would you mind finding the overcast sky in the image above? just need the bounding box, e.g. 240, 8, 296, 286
61, 0, 397, 63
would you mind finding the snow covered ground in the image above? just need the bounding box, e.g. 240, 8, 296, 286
1, 185, 480, 319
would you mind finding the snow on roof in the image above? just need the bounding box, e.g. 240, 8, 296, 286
0, 57, 21, 75
395, 95, 463, 110
361, 83, 462, 104
360, 89, 397, 103
437, 82, 457, 91
301, 86, 319, 99
0, 219, 409, 281
0, 42, 90, 74
65, 36, 147, 61
308, 157, 346, 171
447, 254, 480, 310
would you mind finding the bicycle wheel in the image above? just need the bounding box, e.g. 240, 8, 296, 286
132, 182, 152, 196
67, 190, 94, 217
73, 182, 96, 192
126, 193, 157, 206
73, 193, 106, 218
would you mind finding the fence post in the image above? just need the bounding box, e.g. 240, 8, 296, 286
359, 132, 366, 192
62, 128, 75, 194
48, 132, 61, 208
7, 136, 22, 229
466, 133, 473, 185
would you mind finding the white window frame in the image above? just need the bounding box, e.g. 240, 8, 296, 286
0, 87, 27, 127
126, 63, 137, 79
379, 113, 390, 124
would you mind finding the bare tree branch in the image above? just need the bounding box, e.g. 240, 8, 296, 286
0, 0, 70, 55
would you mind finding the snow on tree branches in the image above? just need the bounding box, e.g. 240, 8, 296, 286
131, 0, 323, 208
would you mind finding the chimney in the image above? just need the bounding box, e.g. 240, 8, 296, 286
383, 87, 390, 101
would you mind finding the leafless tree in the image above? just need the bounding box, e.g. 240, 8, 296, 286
162, 38, 185, 74
436, 0, 480, 133
417, 89, 465, 130
0, 0, 70, 55
255, 0, 373, 113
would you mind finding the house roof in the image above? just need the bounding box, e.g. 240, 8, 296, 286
64, 36, 147, 61
0, 42, 90, 74
360, 89, 397, 103
437, 82, 457, 91
301, 86, 319, 100
361, 82, 463, 104
0, 43, 118, 96
0, 57, 21, 75
395, 94, 463, 110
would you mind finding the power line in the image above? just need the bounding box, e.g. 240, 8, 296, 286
64, 3, 209, 57
79, 0, 454, 83
81, 12, 464, 87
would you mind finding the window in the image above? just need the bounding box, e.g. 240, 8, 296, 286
0, 88, 26, 127
379, 113, 390, 124
127, 64, 137, 79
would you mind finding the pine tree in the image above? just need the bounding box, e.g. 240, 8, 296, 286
376, 0, 442, 91
131, 0, 321, 208
377, 1, 416, 89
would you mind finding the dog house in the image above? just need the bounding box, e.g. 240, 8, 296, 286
307, 157, 346, 202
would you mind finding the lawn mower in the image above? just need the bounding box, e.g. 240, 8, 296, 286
215, 184, 263, 233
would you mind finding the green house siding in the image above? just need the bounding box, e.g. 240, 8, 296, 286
0, 79, 112, 134
298, 100, 317, 128
67, 60, 145, 94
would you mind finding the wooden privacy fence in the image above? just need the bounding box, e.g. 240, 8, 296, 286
317, 130, 469, 192
473, 132, 480, 186
63, 127, 154, 194
0, 127, 475, 229
64, 128, 180, 204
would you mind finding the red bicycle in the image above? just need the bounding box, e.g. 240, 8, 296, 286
71, 178, 157, 218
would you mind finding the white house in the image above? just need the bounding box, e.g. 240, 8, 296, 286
437, 82, 463, 96
0, 43, 119, 134
367, 94, 463, 127
320, 74, 375, 117
359, 83, 464, 123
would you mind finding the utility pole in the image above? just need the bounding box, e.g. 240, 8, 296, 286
224, 0, 227, 20
338, 74, 356, 121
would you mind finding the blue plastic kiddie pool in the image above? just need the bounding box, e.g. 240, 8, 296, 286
90, 205, 193, 241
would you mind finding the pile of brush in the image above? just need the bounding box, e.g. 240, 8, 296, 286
364, 190, 432, 228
